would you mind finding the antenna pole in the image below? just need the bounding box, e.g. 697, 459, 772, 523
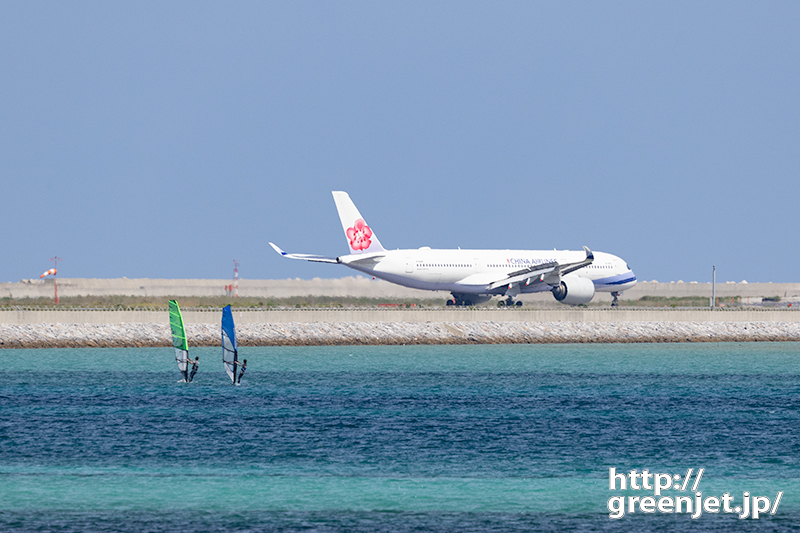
233, 259, 240, 298
50, 256, 62, 304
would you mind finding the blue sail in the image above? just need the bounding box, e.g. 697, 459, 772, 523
221, 305, 238, 384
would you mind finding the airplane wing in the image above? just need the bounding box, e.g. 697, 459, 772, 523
487, 246, 594, 290
487, 261, 559, 290
269, 242, 340, 264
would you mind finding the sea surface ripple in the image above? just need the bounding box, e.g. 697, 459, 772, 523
1, 343, 798, 531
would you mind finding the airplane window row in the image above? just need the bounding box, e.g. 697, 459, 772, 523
416, 262, 615, 270
419, 264, 471, 268
414, 263, 618, 270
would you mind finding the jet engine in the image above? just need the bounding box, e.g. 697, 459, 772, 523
551, 275, 595, 305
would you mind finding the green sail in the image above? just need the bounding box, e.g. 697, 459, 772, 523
169, 300, 187, 350
169, 300, 189, 375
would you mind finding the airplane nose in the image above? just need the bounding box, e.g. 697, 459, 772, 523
623, 261, 636, 282
626, 269, 637, 289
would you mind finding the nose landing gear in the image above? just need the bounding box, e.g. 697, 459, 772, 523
611, 291, 620, 307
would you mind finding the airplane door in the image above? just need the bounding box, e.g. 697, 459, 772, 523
405, 258, 414, 273
473, 258, 481, 273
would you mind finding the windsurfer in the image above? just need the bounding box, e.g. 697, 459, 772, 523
237, 359, 247, 384
188, 355, 199, 382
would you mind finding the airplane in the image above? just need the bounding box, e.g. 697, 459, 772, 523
270, 191, 637, 307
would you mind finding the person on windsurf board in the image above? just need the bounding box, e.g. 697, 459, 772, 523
236, 359, 247, 384
188, 355, 199, 382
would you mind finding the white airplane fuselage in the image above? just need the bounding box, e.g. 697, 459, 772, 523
339, 248, 636, 295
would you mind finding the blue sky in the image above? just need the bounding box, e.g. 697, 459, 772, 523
1, 2, 798, 284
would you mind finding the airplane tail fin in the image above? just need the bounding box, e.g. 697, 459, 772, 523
332, 191, 386, 255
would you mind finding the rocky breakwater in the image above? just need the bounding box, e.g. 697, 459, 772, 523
1, 321, 799, 348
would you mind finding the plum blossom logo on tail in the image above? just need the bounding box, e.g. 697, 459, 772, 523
347, 219, 372, 251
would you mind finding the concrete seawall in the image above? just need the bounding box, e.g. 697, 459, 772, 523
1, 321, 798, 349
1, 309, 799, 348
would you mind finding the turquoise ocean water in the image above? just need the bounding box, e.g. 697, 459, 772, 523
1, 343, 799, 531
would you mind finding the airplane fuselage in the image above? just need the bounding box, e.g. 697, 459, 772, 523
339, 248, 636, 295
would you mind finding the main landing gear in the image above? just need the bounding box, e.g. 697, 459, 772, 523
446, 293, 492, 307
497, 297, 522, 308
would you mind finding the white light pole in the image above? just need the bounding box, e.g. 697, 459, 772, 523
711, 265, 716, 309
